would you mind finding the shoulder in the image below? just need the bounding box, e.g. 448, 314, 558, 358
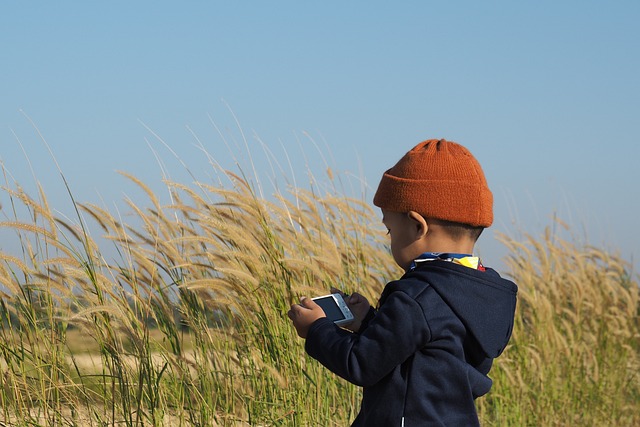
379, 274, 433, 307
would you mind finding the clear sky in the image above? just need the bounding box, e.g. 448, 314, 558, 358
2, 1, 639, 272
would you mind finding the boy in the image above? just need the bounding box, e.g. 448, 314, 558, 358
288, 139, 518, 426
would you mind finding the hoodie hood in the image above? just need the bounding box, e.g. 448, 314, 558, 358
404, 261, 517, 358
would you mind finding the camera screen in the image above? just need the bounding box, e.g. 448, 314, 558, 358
314, 296, 346, 321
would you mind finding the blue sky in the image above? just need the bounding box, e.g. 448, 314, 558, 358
1, 1, 639, 272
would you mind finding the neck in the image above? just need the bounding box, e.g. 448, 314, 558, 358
423, 241, 474, 255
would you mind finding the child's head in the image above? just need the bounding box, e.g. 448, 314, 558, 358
374, 139, 493, 269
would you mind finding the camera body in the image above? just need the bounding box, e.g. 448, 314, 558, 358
312, 293, 354, 326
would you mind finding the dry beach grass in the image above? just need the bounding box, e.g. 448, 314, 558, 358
0, 158, 637, 426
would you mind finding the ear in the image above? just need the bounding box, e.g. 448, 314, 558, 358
407, 211, 428, 239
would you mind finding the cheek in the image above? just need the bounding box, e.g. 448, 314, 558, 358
389, 238, 411, 269
389, 238, 399, 258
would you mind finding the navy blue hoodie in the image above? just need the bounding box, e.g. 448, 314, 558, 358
305, 260, 518, 426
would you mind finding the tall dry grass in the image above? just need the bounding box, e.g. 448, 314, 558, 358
477, 222, 639, 426
0, 162, 396, 426
0, 159, 637, 425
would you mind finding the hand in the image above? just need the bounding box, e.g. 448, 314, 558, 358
287, 297, 326, 338
331, 287, 371, 332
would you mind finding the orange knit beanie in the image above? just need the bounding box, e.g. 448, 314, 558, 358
373, 139, 493, 227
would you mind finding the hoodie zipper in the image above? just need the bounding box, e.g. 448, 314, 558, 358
401, 354, 415, 426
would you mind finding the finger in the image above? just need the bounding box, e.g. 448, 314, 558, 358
330, 288, 351, 302
300, 297, 318, 309
288, 303, 304, 315
349, 292, 364, 302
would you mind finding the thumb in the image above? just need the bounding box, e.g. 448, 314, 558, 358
300, 296, 319, 309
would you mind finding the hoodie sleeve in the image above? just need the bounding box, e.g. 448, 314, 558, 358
304, 290, 431, 387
